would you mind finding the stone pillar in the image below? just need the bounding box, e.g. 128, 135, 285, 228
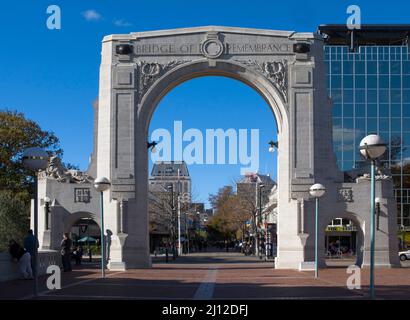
361, 179, 400, 267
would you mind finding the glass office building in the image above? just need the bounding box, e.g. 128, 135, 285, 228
320, 25, 410, 230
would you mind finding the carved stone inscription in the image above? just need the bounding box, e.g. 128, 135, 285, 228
134, 42, 292, 56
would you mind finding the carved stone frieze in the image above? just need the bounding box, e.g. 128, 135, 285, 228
136, 60, 189, 101
234, 59, 288, 102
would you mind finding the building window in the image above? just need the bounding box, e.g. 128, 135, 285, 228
74, 188, 91, 203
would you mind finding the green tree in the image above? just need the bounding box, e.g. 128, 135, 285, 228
0, 110, 62, 193
0, 110, 63, 251
207, 186, 246, 241
0, 191, 30, 252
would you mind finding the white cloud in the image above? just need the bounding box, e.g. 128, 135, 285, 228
114, 19, 132, 27
82, 9, 102, 21
332, 125, 363, 144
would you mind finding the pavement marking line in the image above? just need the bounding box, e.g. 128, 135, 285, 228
193, 267, 218, 300
19, 270, 125, 300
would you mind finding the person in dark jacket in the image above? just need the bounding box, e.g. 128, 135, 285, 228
61, 233, 72, 272
23, 229, 39, 271
9, 240, 33, 279
73, 246, 83, 266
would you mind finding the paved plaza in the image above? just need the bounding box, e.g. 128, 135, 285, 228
2, 251, 410, 300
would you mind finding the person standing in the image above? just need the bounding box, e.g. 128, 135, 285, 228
9, 240, 33, 280
61, 233, 72, 272
23, 229, 38, 271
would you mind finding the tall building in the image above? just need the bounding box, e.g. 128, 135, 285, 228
149, 161, 191, 203
236, 173, 276, 207
319, 25, 410, 231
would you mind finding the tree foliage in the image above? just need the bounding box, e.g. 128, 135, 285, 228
0, 190, 30, 252
207, 186, 251, 241
0, 110, 63, 251
0, 110, 62, 193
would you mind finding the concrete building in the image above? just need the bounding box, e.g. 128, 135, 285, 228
319, 25, 410, 248
149, 161, 191, 204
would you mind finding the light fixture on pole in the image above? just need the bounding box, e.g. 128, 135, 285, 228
375, 197, 381, 231
94, 176, 111, 278
147, 141, 158, 153
359, 134, 387, 299
268, 141, 278, 153
309, 183, 326, 279
22, 147, 49, 297
44, 196, 51, 230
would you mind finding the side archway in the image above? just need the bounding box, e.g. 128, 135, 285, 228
320, 212, 365, 267
64, 211, 101, 234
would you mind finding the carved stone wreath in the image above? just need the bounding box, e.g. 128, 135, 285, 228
234, 59, 288, 102
136, 60, 189, 101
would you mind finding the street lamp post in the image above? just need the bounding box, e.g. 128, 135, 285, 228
167, 184, 177, 260
359, 134, 387, 299
258, 183, 265, 260
22, 147, 49, 297
177, 194, 182, 256
309, 183, 326, 279
93, 177, 111, 278
177, 169, 182, 256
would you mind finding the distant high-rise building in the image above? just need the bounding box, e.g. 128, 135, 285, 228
236, 173, 276, 207
149, 161, 191, 203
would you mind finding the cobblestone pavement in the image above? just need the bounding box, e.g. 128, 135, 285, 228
1, 251, 409, 300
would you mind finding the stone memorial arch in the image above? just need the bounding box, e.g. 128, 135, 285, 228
35, 26, 400, 270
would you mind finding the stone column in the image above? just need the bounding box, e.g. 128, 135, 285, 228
361, 179, 400, 267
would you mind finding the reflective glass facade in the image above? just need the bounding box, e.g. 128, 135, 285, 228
325, 45, 410, 227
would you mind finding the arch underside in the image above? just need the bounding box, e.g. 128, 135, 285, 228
139, 59, 288, 135
64, 211, 101, 233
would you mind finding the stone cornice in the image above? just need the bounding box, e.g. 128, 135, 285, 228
102, 26, 320, 42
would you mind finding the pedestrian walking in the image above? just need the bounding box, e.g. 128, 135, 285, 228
61, 233, 72, 272
9, 240, 33, 280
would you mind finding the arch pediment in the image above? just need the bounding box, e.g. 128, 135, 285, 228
107, 26, 318, 107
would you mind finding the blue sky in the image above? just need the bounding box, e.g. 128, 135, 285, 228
1, 0, 409, 206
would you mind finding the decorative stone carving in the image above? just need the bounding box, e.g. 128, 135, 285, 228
234, 59, 288, 102
39, 156, 93, 184
338, 187, 353, 202
201, 38, 224, 59
136, 60, 189, 101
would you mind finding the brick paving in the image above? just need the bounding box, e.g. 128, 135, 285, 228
1, 251, 409, 300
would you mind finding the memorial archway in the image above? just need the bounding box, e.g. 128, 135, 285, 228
94, 26, 399, 270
